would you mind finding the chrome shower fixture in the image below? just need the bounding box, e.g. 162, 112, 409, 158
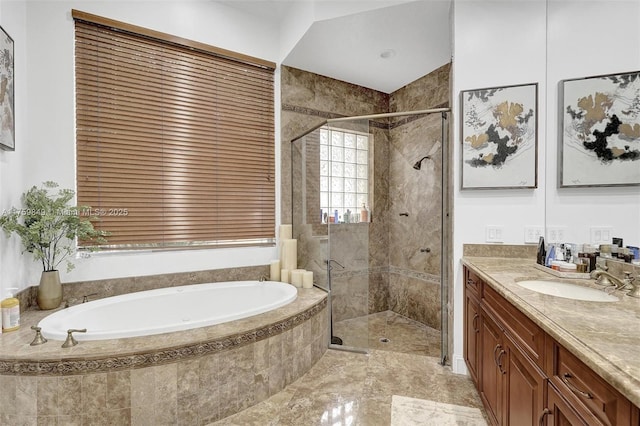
413, 156, 430, 170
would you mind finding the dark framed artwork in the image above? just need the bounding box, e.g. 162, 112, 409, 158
0, 25, 14, 151
560, 70, 640, 187
461, 83, 538, 189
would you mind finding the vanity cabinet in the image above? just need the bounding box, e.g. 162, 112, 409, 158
545, 383, 600, 426
468, 269, 546, 426
503, 333, 547, 426
479, 310, 503, 424
463, 266, 640, 426
545, 338, 634, 426
464, 268, 481, 384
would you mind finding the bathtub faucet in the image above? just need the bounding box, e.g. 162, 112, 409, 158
259, 275, 269, 283
62, 328, 87, 348
83, 293, 98, 303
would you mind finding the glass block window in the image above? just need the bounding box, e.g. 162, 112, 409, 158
320, 128, 369, 224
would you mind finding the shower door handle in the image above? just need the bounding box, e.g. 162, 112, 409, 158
326, 259, 345, 270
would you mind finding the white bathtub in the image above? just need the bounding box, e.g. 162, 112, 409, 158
38, 281, 297, 341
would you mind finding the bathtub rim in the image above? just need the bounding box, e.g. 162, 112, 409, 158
0, 286, 328, 377
37, 280, 298, 341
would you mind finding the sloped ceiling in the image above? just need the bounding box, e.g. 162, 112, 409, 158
218, 0, 452, 94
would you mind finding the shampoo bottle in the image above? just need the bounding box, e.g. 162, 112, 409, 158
360, 204, 369, 223
1, 288, 20, 333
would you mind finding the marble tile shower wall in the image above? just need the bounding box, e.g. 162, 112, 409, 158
283, 64, 450, 328
386, 64, 450, 329
386, 113, 444, 329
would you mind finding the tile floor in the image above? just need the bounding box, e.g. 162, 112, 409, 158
213, 311, 484, 426
333, 311, 441, 357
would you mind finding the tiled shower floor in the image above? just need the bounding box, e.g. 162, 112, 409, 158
333, 310, 441, 357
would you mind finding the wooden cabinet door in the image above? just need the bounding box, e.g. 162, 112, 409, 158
546, 339, 634, 426
545, 383, 602, 426
504, 335, 546, 426
480, 312, 504, 426
464, 291, 481, 386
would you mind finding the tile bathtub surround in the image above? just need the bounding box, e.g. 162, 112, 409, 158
13, 264, 271, 311
0, 289, 328, 424
61, 264, 271, 310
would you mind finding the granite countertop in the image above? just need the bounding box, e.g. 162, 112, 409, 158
0, 287, 327, 368
462, 256, 640, 408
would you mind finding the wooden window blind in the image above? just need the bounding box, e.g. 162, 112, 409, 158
73, 11, 276, 249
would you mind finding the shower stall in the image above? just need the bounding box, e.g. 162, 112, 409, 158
291, 109, 449, 363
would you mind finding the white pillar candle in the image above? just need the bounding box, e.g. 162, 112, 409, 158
302, 270, 314, 289
290, 269, 304, 288
279, 224, 292, 240
279, 225, 293, 264
281, 239, 297, 271
281, 269, 290, 284
270, 260, 281, 281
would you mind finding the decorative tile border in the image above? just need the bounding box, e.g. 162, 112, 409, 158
329, 265, 439, 285
388, 265, 440, 285
0, 298, 327, 377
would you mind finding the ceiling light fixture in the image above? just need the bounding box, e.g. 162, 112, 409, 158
379, 49, 396, 59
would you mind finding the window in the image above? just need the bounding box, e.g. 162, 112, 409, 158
73, 10, 275, 250
319, 128, 369, 224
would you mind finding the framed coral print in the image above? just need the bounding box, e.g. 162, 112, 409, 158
0, 25, 14, 151
461, 83, 538, 189
560, 70, 640, 187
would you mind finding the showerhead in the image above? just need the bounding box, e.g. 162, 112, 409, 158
413, 156, 430, 170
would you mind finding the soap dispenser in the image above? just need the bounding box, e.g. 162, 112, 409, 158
1, 288, 20, 333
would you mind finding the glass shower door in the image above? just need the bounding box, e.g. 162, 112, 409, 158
324, 119, 372, 351
290, 122, 372, 352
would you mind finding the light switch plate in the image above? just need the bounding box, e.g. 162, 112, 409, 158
486, 226, 504, 243
547, 226, 567, 244
590, 227, 613, 245
524, 226, 544, 244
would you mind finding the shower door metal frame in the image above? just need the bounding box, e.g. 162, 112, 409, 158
291, 108, 451, 362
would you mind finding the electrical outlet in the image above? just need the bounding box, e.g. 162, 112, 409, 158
486, 226, 504, 243
590, 227, 613, 245
546, 226, 567, 244
524, 226, 544, 244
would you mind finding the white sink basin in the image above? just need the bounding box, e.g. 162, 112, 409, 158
517, 280, 619, 302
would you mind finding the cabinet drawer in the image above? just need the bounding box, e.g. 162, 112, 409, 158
547, 340, 633, 426
546, 381, 603, 426
465, 268, 482, 298
482, 284, 544, 367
